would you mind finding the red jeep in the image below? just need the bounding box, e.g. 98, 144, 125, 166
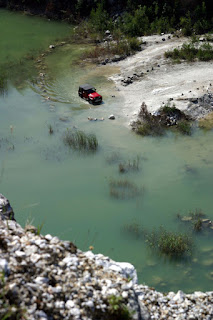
78, 84, 102, 104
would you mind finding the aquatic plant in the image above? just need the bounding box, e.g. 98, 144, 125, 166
0, 72, 8, 96
145, 227, 193, 258
176, 120, 192, 135
109, 179, 142, 199
106, 152, 121, 165
48, 124, 54, 135
63, 129, 98, 151
122, 220, 143, 239
119, 156, 140, 174
198, 112, 213, 130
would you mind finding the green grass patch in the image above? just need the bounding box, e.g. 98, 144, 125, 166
63, 129, 98, 151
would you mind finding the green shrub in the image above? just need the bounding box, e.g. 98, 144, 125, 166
165, 42, 213, 62
107, 295, 132, 320
63, 129, 98, 151
180, 13, 193, 36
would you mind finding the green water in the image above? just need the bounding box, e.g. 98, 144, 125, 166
1, 9, 213, 293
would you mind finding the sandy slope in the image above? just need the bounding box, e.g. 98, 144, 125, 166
110, 34, 213, 121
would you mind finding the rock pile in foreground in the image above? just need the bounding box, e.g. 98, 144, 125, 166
0, 215, 212, 320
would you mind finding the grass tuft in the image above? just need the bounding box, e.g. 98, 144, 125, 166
63, 129, 98, 151
119, 156, 140, 173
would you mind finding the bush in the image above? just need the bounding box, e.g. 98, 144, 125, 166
63, 129, 98, 151
165, 42, 213, 62
107, 295, 132, 320
134, 103, 164, 136
0, 72, 8, 96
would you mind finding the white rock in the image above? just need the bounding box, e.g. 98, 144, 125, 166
69, 308, 81, 317
121, 281, 133, 290
84, 300, 94, 308
62, 256, 79, 267
0, 259, 9, 273
30, 253, 41, 263
15, 251, 26, 258
172, 290, 185, 303
34, 276, 49, 284
25, 245, 38, 256
122, 291, 129, 299
84, 251, 95, 259
66, 300, 75, 309
106, 288, 119, 296
55, 300, 65, 309
45, 234, 53, 241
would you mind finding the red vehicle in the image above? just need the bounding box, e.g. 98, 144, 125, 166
78, 84, 102, 104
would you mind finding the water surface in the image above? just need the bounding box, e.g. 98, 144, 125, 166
1, 9, 213, 293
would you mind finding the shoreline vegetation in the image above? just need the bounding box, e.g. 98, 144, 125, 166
1, 1, 213, 60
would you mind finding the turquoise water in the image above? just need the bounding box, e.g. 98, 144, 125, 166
1, 9, 213, 293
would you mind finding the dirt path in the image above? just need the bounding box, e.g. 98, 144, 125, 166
110, 34, 213, 121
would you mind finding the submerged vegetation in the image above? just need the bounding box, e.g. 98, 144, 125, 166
119, 156, 140, 174
145, 227, 193, 258
177, 209, 213, 233
109, 179, 142, 199
63, 129, 98, 151
122, 220, 194, 259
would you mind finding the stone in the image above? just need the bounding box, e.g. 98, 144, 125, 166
108, 115, 115, 120
0, 258, 9, 274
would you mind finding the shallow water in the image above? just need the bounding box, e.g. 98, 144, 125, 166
1, 9, 213, 293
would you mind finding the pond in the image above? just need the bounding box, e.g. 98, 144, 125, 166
1, 9, 213, 293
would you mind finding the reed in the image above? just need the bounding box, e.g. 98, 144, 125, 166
63, 129, 98, 151
145, 227, 193, 258
109, 179, 142, 199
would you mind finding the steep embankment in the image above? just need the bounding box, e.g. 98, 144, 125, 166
0, 213, 212, 320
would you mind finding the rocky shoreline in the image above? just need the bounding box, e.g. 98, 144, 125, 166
0, 212, 212, 320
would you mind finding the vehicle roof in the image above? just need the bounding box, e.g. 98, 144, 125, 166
79, 84, 95, 91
